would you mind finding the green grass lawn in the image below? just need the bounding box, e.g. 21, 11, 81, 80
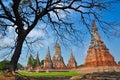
18, 71, 81, 77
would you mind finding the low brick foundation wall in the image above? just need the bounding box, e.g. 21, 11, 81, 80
80, 72, 120, 80
76, 66, 120, 73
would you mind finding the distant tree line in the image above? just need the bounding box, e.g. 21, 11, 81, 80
0, 60, 23, 71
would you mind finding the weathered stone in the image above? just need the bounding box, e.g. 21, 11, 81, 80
44, 47, 53, 69
34, 53, 41, 71
70, 75, 82, 80
85, 20, 117, 67
80, 72, 120, 80
67, 50, 77, 69
52, 43, 66, 69
77, 66, 120, 73
26, 65, 33, 71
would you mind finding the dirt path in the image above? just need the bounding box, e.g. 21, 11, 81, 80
0, 75, 15, 80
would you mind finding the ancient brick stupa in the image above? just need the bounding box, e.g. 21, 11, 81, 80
67, 50, 77, 69
34, 53, 41, 71
52, 43, 66, 69
76, 21, 119, 73
85, 20, 117, 67
44, 47, 53, 69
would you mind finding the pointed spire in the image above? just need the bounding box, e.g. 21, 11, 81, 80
89, 20, 107, 49
67, 49, 77, 68
44, 47, 53, 69
70, 49, 76, 63
70, 49, 74, 59
48, 46, 50, 52
52, 43, 66, 69
36, 53, 40, 66
55, 42, 60, 48
54, 42, 61, 56
91, 20, 101, 41
47, 47, 50, 55
92, 20, 96, 29
45, 47, 51, 61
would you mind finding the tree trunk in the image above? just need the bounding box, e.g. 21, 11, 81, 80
9, 34, 25, 72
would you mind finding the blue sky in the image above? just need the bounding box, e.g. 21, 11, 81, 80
100, 2, 120, 64
19, 2, 120, 66
0, 1, 120, 67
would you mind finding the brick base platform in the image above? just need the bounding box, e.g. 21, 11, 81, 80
80, 72, 120, 80
76, 66, 120, 73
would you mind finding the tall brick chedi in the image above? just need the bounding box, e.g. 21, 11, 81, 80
44, 47, 53, 69
67, 50, 77, 68
34, 53, 41, 71
52, 43, 66, 69
85, 21, 117, 67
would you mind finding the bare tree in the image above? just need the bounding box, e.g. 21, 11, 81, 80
0, 0, 119, 73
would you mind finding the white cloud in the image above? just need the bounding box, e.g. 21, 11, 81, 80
27, 28, 46, 38
49, 3, 67, 21
0, 36, 14, 47
0, 27, 16, 47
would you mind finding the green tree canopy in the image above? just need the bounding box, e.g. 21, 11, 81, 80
40, 60, 44, 66
0, 60, 9, 70
27, 54, 34, 66
27, 54, 38, 68
0, 60, 23, 70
